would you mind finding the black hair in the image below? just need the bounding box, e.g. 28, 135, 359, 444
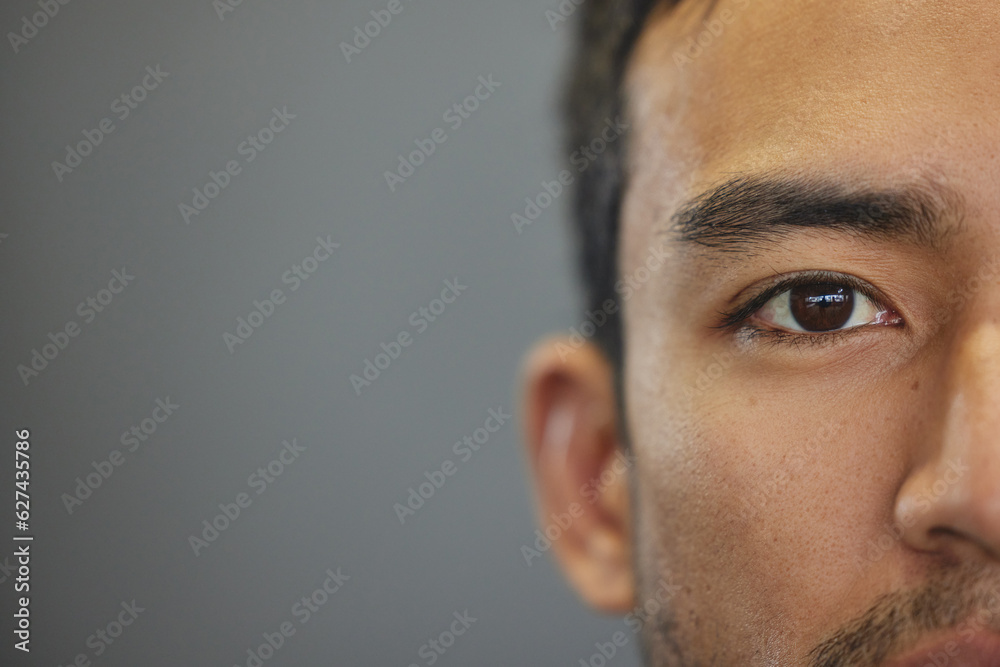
562, 0, 672, 372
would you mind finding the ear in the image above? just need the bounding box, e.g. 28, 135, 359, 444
519, 337, 634, 613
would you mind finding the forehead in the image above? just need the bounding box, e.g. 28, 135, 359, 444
624, 0, 1000, 188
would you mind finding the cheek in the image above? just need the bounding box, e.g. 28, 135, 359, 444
626, 344, 923, 657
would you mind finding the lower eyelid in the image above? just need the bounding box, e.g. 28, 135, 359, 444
737, 323, 878, 347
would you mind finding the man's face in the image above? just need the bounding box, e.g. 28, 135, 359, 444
624, 0, 1000, 662
522, 0, 1000, 664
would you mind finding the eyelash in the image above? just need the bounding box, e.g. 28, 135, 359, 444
715, 271, 899, 345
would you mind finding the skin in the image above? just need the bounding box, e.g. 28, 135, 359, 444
521, 0, 1000, 664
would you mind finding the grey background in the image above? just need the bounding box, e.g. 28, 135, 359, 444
0, 0, 643, 665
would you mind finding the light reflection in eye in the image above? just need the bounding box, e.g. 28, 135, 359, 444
754, 283, 900, 333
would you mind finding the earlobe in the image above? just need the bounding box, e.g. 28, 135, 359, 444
519, 337, 635, 613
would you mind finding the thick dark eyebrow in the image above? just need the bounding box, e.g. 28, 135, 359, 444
666, 174, 963, 253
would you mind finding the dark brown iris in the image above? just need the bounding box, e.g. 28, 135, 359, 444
789, 284, 854, 331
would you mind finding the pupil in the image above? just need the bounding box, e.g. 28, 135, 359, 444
789, 284, 854, 331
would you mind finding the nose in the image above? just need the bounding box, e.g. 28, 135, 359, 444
895, 322, 1000, 562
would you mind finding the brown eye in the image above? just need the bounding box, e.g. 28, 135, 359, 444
752, 278, 899, 334
789, 284, 854, 331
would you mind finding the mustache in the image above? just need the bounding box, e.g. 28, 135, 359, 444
808, 564, 1000, 667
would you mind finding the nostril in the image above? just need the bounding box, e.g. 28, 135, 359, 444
927, 526, 964, 543
924, 525, 1000, 565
